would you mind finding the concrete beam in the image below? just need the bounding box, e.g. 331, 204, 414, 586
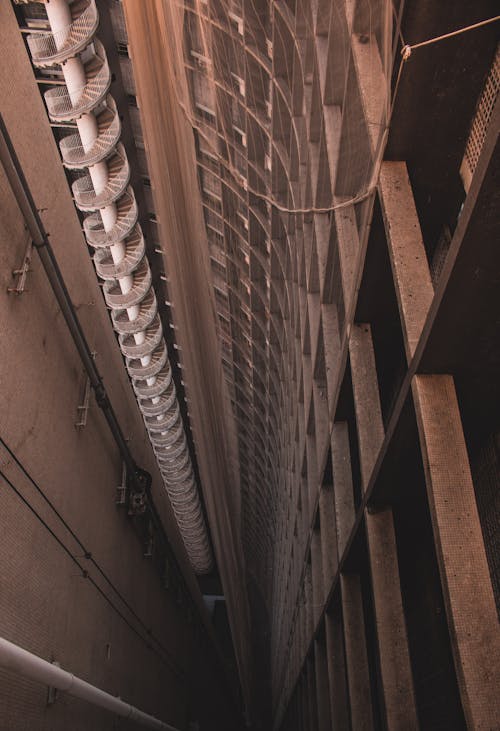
379, 161, 434, 360
350, 324, 418, 730
324, 606, 350, 730
314, 637, 332, 731
340, 574, 374, 731
413, 374, 500, 730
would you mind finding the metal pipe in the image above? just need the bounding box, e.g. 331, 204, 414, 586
0, 636, 179, 731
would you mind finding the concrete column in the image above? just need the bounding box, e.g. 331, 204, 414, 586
380, 160, 500, 727
331, 421, 374, 729
335, 202, 359, 317
412, 375, 500, 729
331, 422, 355, 556
349, 323, 418, 730
310, 526, 324, 626
378, 161, 433, 360
314, 638, 332, 731
318, 483, 338, 591
306, 657, 318, 731
300, 673, 309, 731
324, 607, 350, 730
340, 574, 374, 730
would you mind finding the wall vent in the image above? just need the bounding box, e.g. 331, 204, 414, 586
461, 45, 499, 191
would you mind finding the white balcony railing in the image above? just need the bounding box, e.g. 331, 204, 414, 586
72, 145, 130, 210
27, 0, 98, 67
59, 96, 120, 168
93, 225, 145, 280
103, 258, 152, 309
44, 40, 110, 122
83, 188, 138, 246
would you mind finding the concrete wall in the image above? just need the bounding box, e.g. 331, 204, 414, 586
0, 4, 240, 729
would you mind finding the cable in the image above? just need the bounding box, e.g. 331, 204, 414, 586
0, 446, 243, 718
0, 458, 184, 680
0, 438, 185, 673
401, 15, 500, 59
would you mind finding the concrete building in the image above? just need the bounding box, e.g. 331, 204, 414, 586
0, 0, 499, 729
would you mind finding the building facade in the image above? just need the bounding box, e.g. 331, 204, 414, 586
1, 0, 499, 729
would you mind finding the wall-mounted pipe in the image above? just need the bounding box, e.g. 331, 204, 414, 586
0, 636, 179, 731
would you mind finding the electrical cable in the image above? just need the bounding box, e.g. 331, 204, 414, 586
401, 15, 500, 59
0, 458, 184, 680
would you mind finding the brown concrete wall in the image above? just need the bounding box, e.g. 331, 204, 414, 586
0, 4, 239, 730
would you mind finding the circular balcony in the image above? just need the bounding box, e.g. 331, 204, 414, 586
27, 0, 98, 68
59, 96, 120, 169
149, 419, 185, 451
161, 463, 193, 487
93, 225, 145, 281
153, 432, 187, 462
118, 315, 163, 360
44, 40, 110, 122
72, 145, 130, 211
139, 387, 178, 419
145, 403, 181, 434
126, 341, 168, 381
111, 288, 157, 335
133, 364, 173, 400
103, 257, 152, 310
83, 187, 138, 246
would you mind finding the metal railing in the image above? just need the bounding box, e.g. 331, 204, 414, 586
21, 0, 214, 575
94, 225, 145, 280
44, 41, 110, 121
83, 188, 138, 246
72, 146, 130, 210
59, 97, 120, 168
27, 0, 98, 66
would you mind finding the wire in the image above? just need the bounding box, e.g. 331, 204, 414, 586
401, 15, 500, 59
0, 444, 185, 680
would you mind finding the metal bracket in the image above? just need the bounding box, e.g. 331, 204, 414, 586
46, 661, 60, 706
115, 462, 127, 506
8, 234, 32, 295
128, 491, 147, 516
75, 352, 96, 428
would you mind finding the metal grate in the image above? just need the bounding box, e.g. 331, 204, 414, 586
461, 45, 499, 190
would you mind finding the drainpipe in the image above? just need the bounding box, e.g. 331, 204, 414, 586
0, 636, 179, 731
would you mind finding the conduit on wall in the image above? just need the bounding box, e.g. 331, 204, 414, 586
0, 635, 179, 731
20, 0, 212, 574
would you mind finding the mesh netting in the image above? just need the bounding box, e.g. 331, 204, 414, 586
173, 0, 391, 590
123, 0, 393, 711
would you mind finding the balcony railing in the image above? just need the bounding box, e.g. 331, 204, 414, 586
59, 96, 120, 168
72, 145, 130, 210
83, 188, 138, 246
103, 257, 152, 309
93, 225, 145, 280
44, 40, 110, 121
27, 0, 98, 67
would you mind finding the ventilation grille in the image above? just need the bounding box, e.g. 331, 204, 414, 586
461, 45, 499, 190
